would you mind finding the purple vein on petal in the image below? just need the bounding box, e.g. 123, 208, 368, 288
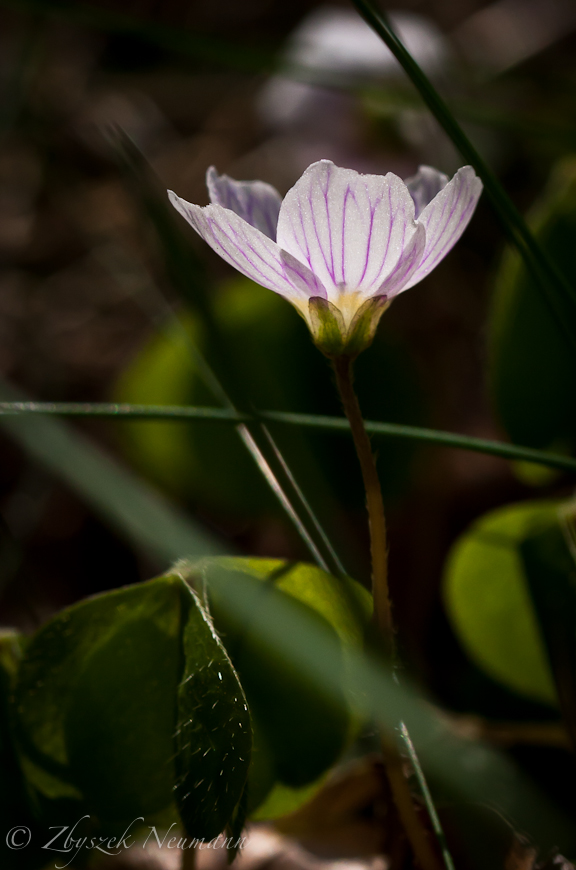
358, 194, 378, 287
404, 168, 482, 288
380, 222, 426, 297
341, 183, 355, 287
323, 164, 336, 284
308, 183, 334, 284
206, 167, 282, 241
175, 197, 325, 303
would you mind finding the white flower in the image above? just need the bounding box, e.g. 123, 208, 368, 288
169, 160, 482, 357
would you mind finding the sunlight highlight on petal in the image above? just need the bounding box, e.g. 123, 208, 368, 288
276, 160, 419, 301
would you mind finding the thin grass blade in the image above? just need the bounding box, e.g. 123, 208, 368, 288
1, 402, 574, 474
350, 0, 576, 355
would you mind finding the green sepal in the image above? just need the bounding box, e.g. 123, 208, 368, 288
308, 297, 347, 356
308, 295, 390, 358
345, 295, 391, 356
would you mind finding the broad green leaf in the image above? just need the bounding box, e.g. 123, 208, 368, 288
115, 285, 277, 515
182, 556, 371, 818
63, 583, 182, 821
174, 575, 252, 839
443, 500, 560, 705
12, 575, 250, 836
489, 159, 576, 454
521, 512, 576, 745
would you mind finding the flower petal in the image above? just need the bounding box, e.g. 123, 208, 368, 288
405, 165, 449, 218
168, 192, 326, 309
378, 221, 426, 298
206, 167, 282, 241
276, 160, 419, 303
403, 165, 483, 290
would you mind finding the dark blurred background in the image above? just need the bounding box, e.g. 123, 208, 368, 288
0, 0, 576, 743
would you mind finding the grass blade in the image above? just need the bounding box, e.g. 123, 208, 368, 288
0, 401, 575, 474
399, 722, 456, 870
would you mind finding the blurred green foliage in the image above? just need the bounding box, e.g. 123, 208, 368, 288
522, 514, 576, 746
443, 500, 561, 706
489, 158, 576, 455
116, 276, 424, 516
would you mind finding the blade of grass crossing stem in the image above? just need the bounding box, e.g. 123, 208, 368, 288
0, 402, 575, 474
350, 0, 576, 356
235, 422, 330, 571
399, 722, 456, 870
113, 129, 346, 579
256, 420, 344, 569
0, 380, 224, 566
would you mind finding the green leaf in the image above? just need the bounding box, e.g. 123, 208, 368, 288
0, 633, 37, 869
489, 159, 576, 453
174, 574, 252, 839
63, 580, 182, 822
12, 574, 250, 836
442, 500, 560, 705
521, 511, 576, 746
183, 556, 371, 818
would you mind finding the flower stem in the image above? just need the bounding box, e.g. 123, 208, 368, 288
332, 356, 393, 649
332, 355, 441, 870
